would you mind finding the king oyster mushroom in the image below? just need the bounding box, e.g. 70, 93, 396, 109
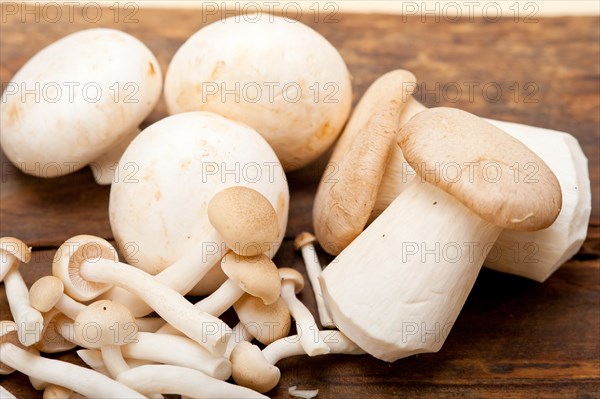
164, 14, 352, 171
0, 28, 162, 184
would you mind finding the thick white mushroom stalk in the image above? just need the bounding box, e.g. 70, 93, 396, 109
0, 28, 162, 183
106, 111, 289, 316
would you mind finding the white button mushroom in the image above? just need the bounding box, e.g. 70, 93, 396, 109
1, 237, 43, 346
294, 232, 335, 328
0, 28, 162, 184
0, 321, 145, 398
278, 268, 330, 357
230, 331, 364, 393
319, 108, 563, 362
164, 15, 352, 171
52, 235, 231, 356
106, 112, 289, 316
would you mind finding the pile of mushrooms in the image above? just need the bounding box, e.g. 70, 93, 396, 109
0, 13, 592, 399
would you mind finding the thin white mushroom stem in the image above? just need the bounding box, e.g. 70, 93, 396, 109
155, 278, 242, 335
4, 268, 43, 346
101, 345, 130, 379
280, 281, 329, 356
105, 228, 226, 317
224, 322, 252, 358
77, 349, 153, 377
117, 364, 268, 399
263, 330, 365, 365
78, 257, 230, 356
294, 233, 335, 328
0, 342, 145, 398
0, 385, 16, 399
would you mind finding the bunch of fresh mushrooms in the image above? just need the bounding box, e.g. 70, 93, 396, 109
0, 13, 592, 399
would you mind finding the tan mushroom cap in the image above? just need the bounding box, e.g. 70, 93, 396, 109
0, 320, 25, 375
399, 107, 562, 232
221, 253, 281, 305
52, 235, 118, 302
208, 186, 279, 257
293, 232, 317, 250
313, 69, 418, 255
233, 294, 291, 345
278, 268, 304, 294
230, 341, 280, 393
29, 276, 64, 313
74, 300, 138, 348
34, 309, 77, 354
0, 237, 32, 263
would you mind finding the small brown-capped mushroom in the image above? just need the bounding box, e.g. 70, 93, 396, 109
278, 268, 329, 356
34, 309, 76, 354
225, 295, 291, 357
155, 253, 281, 336
320, 108, 562, 362
74, 300, 138, 379
294, 232, 335, 328
313, 70, 419, 255
0, 321, 144, 398
42, 384, 72, 399
117, 364, 268, 398
1, 237, 42, 346
231, 331, 363, 393
106, 185, 281, 317
52, 235, 230, 356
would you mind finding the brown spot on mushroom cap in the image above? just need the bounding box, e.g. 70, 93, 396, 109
208, 186, 279, 257
221, 253, 281, 305
29, 276, 64, 313
233, 294, 291, 345
278, 267, 304, 294
230, 341, 280, 393
313, 69, 418, 256
293, 232, 317, 250
74, 300, 138, 348
0, 321, 25, 374
148, 61, 156, 76
0, 237, 32, 263
398, 107, 562, 231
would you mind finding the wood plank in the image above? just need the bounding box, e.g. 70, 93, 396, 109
0, 5, 598, 398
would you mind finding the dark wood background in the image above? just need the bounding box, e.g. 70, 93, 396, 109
1, 5, 598, 398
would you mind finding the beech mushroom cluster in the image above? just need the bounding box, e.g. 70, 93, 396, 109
0, 11, 591, 399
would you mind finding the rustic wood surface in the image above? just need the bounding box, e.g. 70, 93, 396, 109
1, 6, 599, 398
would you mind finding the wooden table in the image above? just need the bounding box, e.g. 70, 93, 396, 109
1, 5, 599, 398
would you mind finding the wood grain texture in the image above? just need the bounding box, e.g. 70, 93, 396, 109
0, 6, 598, 398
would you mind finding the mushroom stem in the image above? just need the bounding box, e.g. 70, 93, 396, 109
104, 228, 226, 317
117, 364, 268, 398
78, 257, 230, 355
224, 322, 252, 358
280, 282, 329, 356
320, 180, 503, 361
42, 384, 72, 399
263, 330, 365, 364
0, 386, 16, 399
0, 255, 17, 282
4, 268, 43, 346
77, 349, 153, 377
155, 278, 243, 335
90, 127, 140, 185
294, 233, 335, 328
0, 342, 145, 398
101, 345, 130, 379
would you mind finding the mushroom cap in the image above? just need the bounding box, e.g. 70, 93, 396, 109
0, 237, 31, 263
0, 321, 25, 375
74, 300, 138, 349
164, 14, 352, 171
208, 186, 279, 257
293, 232, 317, 250
29, 276, 64, 313
109, 111, 289, 275
0, 28, 162, 177
34, 309, 77, 354
221, 253, 281, 305
233, 294, 291, 345
312, 69, 419, 255
398, 107, 562, 231
52, 235, 118, 302
230, 341, 280, 393
278, 268, 305, 294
